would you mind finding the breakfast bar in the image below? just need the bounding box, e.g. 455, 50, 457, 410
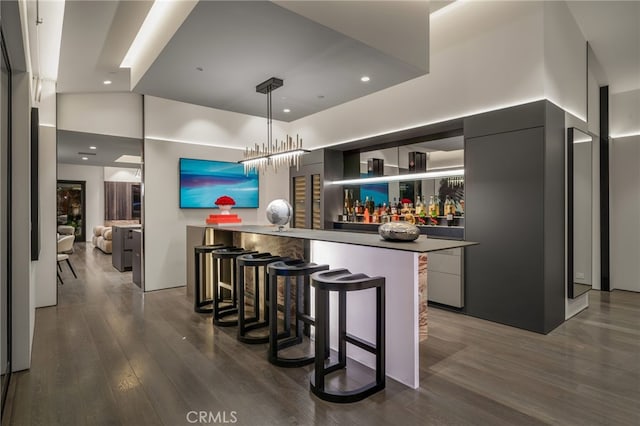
186, 224, 476, 389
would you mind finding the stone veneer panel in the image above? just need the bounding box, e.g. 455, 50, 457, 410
419, 253, 428, 342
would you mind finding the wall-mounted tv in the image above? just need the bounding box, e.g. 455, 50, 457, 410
179, 158, 259, 208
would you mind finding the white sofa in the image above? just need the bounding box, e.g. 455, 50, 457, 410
92, 226, 113, 254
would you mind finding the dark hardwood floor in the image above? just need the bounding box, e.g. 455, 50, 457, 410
4, 243, 640, 425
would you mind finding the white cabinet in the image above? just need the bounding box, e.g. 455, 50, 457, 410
427, 248, 464, 308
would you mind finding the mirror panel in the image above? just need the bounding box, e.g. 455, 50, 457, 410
568, 128, 593, 298
346, 136, 465, 227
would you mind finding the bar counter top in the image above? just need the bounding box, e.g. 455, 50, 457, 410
206, 224, 477, 253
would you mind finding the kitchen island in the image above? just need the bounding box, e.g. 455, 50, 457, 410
186, 224, 476, 388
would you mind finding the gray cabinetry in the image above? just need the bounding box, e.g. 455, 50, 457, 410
427, 248, 464, 308
290, 149, 343, 230
132, 230, 142, 287
463, 100, 565, 334
112, 225, 141, 272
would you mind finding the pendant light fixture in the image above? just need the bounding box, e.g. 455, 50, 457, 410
239, 77, 307, 174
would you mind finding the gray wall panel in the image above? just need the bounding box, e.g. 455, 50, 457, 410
465, 101, 546, 140
543, 101, 566, 332
465, 126, 546, 332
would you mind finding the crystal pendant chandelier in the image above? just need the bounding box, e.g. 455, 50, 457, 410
240, 77, 307, 174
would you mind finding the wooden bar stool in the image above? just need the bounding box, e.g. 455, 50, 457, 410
309, 268, 385, 403
212, 247, 257, 326
193, 244, 229, 313
267, 259, 329, 367
236, 252, 287, 344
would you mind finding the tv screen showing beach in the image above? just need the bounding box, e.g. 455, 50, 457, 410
179, 158, 259, 208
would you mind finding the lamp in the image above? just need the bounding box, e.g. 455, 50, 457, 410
240, 77, 308, 174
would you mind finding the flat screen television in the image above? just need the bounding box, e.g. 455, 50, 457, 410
179, 158, 259, 208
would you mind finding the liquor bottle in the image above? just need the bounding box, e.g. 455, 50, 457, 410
354, 199, 361, 216
364, 196, 370, 214
428, 195, 436, 218
391, 197, 397, 215
415, 195, 424, 216
396, 198, 403, 215
434, 195, 441, 217
445, 195, 455, 226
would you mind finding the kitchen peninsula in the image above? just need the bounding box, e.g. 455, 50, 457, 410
186, 224, 476, 389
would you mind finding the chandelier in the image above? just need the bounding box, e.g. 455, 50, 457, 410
240, 77, 307, 174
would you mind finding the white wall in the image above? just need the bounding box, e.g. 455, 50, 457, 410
34, 80, 57, 308
144, 96, 290, 291
610, 89, 640, 138
543, 1, 587, 121
11, 71, 35, 371
57, 164, 105, 242
610, 135, 640, 292
34, 125, 57, 308
57, 92, 143, 138
608, 88, 640, 293
144, 138, 288, 291
144, 95, 289, 149
104, 166, 141, 183
290, 1, 545, 149
587, 62, 600, 136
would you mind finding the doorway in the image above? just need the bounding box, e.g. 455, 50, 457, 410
56, 180, 86, 242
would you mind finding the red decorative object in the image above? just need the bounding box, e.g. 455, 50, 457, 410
402, 198, 412, 204
206, 213, 242, 225
214, 195, 236, 206
208, 195, 241, 224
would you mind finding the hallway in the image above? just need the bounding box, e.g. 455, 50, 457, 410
4, 244, 640, 425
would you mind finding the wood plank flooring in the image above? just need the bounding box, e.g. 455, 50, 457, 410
4, 243, 640, 425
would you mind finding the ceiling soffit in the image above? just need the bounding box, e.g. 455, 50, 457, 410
273, 1, 430, 72
133, 1, 428, 122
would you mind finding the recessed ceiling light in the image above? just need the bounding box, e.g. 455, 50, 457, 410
103, 80, 112, 85
196, 66, 203, 72
360, 76, 370, 82
89, 146, 97, 150
283, 108, 291, 113
81, 157, 88, 160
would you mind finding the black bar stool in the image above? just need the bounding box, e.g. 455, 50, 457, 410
212, 247, 257, 326
309, 268, 385, 403
267, 259, 329, 367
193, 244, 229, 313
236, 252, 287, 344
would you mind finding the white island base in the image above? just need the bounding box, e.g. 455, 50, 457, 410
310, 240, 425, 388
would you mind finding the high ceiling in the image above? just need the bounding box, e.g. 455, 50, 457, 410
135, 1, 427, 122
47, 0, 640, 171
57, 0, 431, 122
54, 0, 640, 120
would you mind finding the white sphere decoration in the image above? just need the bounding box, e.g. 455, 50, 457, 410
266, 199, 293, 231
